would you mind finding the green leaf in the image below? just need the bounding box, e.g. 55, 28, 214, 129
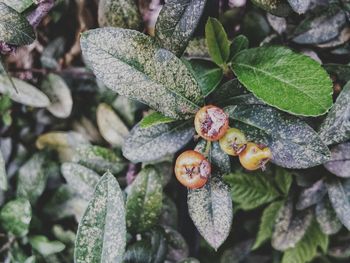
0, 150, 7, 191
0, 2, 35, 45
61, 162, 100, 201
274, 167, 293, 196
272, 197, 313, 251
225, 104, 330, 169
29, 236, 65, 256
316, 197, 342, 235
98, 0, 141, 29
319, 81, 350, 146
17, 153, 47, 204
253, 201, 284, 250
324, 63, 350, 83
187, 177, 233, 250
41, 73, 73, 119
229, 35, 249, 60
296, 179, 327, 210
139, 112, 175, 129
205, 17, 230, 67
164, 226, 189, 261
0, 198, 31, 237
187, 59, 223, 97
221, 240, 254, 263
80, 28, 203, 120
282, 221, 328, 263
231, 46, 333, 116
123, 120, 194, 163
251, 0, 292, 17
0, 0, 33, 13
73, 144, 127, 175
224, 172, 280, 210
155, 0, 207, 57
123, 240, 153, 263
75, 172, 126, 263
324, 143, 350, 178
326, 177, 350, 230
96, 103, 129, 147
0, 75, 50, 107
126, 167, 163, 233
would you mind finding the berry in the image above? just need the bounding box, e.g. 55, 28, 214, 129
219, 128, 247, 156
194, 105, 229, 141
239, 142, 272, 171
174, 150, 211, 189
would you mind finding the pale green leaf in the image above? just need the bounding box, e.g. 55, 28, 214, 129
126, 167, 163, 233
187, 177, 233, 250
0, 198, 31, 237
225, 104, 330, 169
319, 81, 350, 146
139, 112, 175, 129
29, 236, 65, 256
75, 172, 126, 263
253, 201, 284, 250
274, 167, 293, 196
0, 2, 35, 45
205, 17, 230, 66
123, 120, 194, 163
231, 46, 333, 116
80, 28, 203, 120
0, 150, 7, 191
155, 0, 207, 57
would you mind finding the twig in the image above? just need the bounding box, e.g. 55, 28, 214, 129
0, 235, 15, 253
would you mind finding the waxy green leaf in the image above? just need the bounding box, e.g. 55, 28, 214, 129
155, 0, 207, 57
319, 81, 350, 146
80, 28, 203, 120
126, 167, 163, 233
229, 35, 249, 60
205, 17, 230, 67
231, 46, 333, 116
139, 112, 175, 129
123, 120, 194, 163
324, 143, 350, 178
225, 104, 330, 169
0, 2, 35, 45
0, 198, 31, 237
75, 172, 126, 263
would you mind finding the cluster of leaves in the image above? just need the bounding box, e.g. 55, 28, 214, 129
0, 0, 350, 262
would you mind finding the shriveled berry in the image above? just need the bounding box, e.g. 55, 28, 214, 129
194, 105, 229, 141
219, 128, 247, 156
174, 150, 211, 189
239, 142, 272, 171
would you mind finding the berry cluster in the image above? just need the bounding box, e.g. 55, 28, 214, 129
175, 105, 272, 189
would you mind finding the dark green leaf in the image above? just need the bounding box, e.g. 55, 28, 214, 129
251, 0, 292, 17
210, 141, 231, 175
328, 243, 350, 259
29, 236, 65, 256
17, 153, 47, 204
126, 167, 163, 233
205, 17, 230, 67
296, 179, 327, 210
80, 28, 203, 120
159, 196, 178, 228
155, 0, 207, 57
123, 240, 153, 263
187, 59, 223, 97
225, 104, 330, 169
229, 35, 249, 60
187, 177, 233, 250
272, 197, 313, 251
326, 177, 350, 230
324, 143, 350, 178
231, 46, 333, 116
73, 144, 127, 175
324, 63, 350, 83
253, 201, 284, 250
0, 198, 31, 237
148, 227, 168, 263
221, 240, 254, 263
274, 167, 293, 196
75, 172, 126, 263
139, 112, 175, 129
0, 2, 35, 45
98, 0, 141, 29
123, 121, 194, 163
224, 171, 280, 210
316, 197, 342, 235
178, 258, 200, 263
61, 162, 100, 201
319, 81, 350, 146
164, 227, 189, 261
0, 150, 7, 191
281, 220, 328, 263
